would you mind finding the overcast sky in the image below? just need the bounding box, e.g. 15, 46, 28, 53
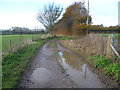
0, 0, 119, 29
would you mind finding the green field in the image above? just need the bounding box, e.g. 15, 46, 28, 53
98, 33, 120, 40
1, 34, 45, 52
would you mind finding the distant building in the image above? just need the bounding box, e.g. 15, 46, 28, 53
118, 1, 120, 26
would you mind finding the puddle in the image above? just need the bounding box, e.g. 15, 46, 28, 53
58, 51, 102, 88
30, 68, 52, 84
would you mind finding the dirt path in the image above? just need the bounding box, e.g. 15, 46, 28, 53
18, 39, 103, 88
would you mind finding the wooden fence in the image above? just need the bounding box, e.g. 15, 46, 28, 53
106, 34, 120, 60
110, 44, 120, 59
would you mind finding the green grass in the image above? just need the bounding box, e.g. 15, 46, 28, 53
2, 39, 45, 88
104, 64, 120, 81
47, 36, 56, 40
48, 42, 57, 48
1, 34, 44, 52
98, 33, 120, 40
89, 55, 120, 83
60, 36, 73, 40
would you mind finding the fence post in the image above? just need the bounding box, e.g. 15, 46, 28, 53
9, 40, 12, 52
110, 44, 120, 59
101, 37, 104, 57
84, 64, 87, 79
32, 36, 34, 41
106, 35, 113, 59
112, 34, 115, 47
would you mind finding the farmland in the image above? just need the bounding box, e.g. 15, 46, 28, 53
1, 34, 46, 52
99, 33, 120, 40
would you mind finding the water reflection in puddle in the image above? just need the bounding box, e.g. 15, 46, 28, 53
30, 68, 52, 84
58, 51, 102, 88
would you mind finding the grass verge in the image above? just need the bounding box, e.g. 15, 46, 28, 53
89, 55, 120, 84
2, 39, 45, 88
60, 36, 73, 40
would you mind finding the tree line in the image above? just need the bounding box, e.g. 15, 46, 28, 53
1, 27, 48, 35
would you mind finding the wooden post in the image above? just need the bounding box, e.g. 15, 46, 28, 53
106, 35, 112, 59
110, 44, 120, 59
9, 40, 12, 52
84, 64, 87, 79
112, 34, 115, 47
32, 36, 33, 41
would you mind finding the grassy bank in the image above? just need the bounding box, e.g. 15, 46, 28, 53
89, 55, 120, 84
2, 39, 45, 88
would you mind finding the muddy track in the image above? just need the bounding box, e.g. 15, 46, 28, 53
17, 39, 103, 88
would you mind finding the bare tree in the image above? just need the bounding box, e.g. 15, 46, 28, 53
37, 3, 63, 34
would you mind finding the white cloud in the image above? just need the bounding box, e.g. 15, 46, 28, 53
1, 0, 74, 5
92, 15, 118, 26
85, 0, 118, 26
0, 12, 44, 29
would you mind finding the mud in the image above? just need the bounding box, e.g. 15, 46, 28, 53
18, 39, 103, 88
58, 51, 102, 88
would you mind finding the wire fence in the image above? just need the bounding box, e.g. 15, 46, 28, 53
106, 34, 120, 61
1, 34, 50, 55
87, 33, 120, 61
